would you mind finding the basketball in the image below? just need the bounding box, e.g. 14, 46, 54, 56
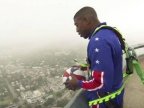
62, 66, 86, 83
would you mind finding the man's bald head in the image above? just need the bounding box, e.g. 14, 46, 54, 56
73, 6, 100, 39
74, 6, 98, 22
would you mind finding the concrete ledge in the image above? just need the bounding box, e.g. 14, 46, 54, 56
64, 89, 89, 108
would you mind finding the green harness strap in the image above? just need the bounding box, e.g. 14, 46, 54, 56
89, 72, 129, 106
76, 25, 144, 106
76, 52, 144, 106
88, 46, 144, 106
89, 58, 144, 106
88, 25, 144, 106
125, 45, 144, 84
133, 59, 144, 84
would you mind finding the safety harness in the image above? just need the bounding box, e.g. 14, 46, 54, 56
78, 25, 144, 106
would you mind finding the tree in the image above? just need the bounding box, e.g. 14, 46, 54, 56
57, 99, 68, 107
44, 98, 55, 106
35, 105, 42, 108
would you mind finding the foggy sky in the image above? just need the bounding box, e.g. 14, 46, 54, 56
0, 0, 144, 50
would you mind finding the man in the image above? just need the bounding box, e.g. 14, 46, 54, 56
65, 6, 124, 108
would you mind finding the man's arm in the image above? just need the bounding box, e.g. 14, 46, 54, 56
78, 37, 114, 91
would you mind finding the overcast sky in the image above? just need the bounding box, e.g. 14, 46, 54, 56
0, 0, 144, 49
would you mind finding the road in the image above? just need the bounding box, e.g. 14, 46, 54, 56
1, 68, 24, 107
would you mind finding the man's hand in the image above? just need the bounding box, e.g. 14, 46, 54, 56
64, 75, 80, 91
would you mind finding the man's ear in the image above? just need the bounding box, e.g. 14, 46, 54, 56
83, 17, 91, 25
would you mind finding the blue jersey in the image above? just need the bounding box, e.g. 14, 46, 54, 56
78, 23, 123, 108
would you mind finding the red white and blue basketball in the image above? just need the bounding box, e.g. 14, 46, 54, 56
62, 66, 86, 83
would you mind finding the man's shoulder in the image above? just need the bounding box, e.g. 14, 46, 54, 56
90, 29, 115, 42
89, 28, 121, 49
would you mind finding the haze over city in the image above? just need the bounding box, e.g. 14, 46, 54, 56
0, 0, 144, 52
